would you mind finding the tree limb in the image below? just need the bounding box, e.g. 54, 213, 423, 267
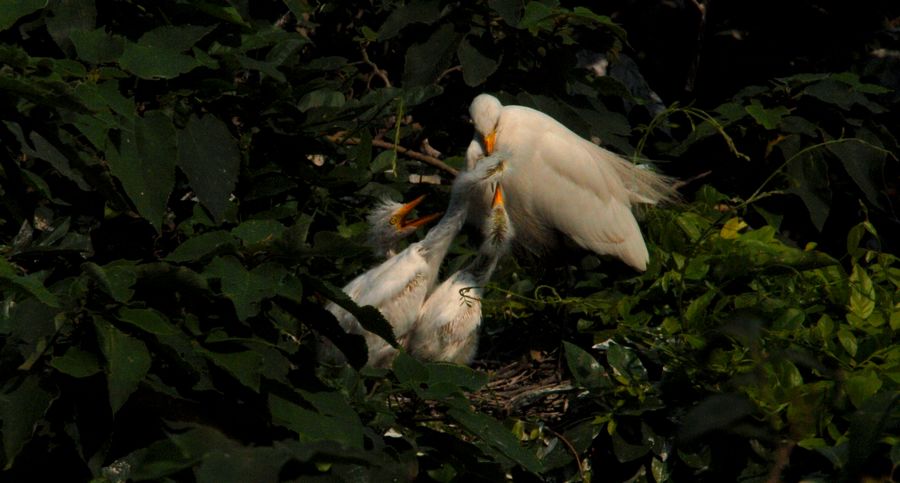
327, 132, 459, 176
361, 46, 392, 88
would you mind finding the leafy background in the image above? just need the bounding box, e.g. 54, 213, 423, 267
1, 1, 898, 481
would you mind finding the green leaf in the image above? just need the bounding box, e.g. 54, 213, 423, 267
82, 260, 138, 302
231, 219, 285, 245
563, 341, 608, 390
269, 393, 364, 449
8, 127, 90, 191
837, 327, 858, 358
377, 0, 443, 40
402, 22, 462, 87
205, 256, 288, 320
611, 431, 650, 462
848, 264, 876, 321
118, 25, 215, 79
844, 370, 883, 409
684, 289, 715, 326
202, 349, 263, 392
45, 0, 96, 53
745, 99, 790, 130
518, 1, 556, 33
393, 351, 429, 386
50, 346, 102, 378
678, 393, 755, 442
0, 0, 47, 31
0, 375, 56, 468
489, 0, 524, 25
457, 37, 498, 87
70, 27, 126, 63
107, 111, 177, 230
828, 136, 886, 209
785, 150, 831, 231
177, 114, 241, 223
118, 308, 179, 336
300, 274, 397, 347
448, 407, 543, 474
0, 257, 60, 307
94, 316, 152, 414
607, 342, 648, 384
426, 362, 489, 392
848, 392, 897, 474
297, 89, 346, 111
166, 231, 237, 263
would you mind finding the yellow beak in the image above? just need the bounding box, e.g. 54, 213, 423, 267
484, 130, 496, 154
397, 195, 442, 228
491, 185, 504, 208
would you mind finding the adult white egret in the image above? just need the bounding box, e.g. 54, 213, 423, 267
320, 153, 508, 367
467, 94, 678, 271
405, 185, 513, 365
366, 195, 441, 259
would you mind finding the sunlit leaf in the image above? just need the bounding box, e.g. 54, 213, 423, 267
448, 407, 543, 474
848, 264, 876, 321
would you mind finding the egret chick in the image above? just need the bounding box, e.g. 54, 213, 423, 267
366, 195, 441, 258
467, 94, 678, 271
320, 153, 509, 367
405, 185, 514, 365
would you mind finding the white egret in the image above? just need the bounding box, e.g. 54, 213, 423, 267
319, 153, 508, 368
467, 94, 678, 271
366, 195, 441, 259
405, 185, 513, 365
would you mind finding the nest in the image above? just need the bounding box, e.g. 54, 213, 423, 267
469, 352, 576, 423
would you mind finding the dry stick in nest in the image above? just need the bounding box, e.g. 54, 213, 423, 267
327, 132, 460, 176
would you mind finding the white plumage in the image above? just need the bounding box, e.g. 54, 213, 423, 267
319, 153, 508, 367
467, 94, 677, 271
405, 184, 514, 365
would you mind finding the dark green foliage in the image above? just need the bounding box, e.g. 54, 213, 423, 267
1, 1, 898, 482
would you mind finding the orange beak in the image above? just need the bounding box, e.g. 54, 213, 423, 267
397, 195, 442, 228
484, 130, 496, 154
491, 185, 504, 208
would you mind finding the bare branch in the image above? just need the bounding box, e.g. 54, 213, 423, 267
436, 65, 462, 83
361, 46, 392, 88
327, 132, 460, 176
672, 170, 711, 190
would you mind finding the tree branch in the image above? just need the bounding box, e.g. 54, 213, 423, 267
361, 46, 392, 88
327, 132, 459, 176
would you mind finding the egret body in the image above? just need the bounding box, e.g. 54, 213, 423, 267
467, 94, 677, 271
406, 185, 514, 365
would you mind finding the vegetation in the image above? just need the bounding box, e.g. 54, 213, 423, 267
1, 1, 898, 481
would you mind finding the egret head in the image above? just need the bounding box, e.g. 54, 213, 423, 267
367, 195, 441, 257
483, 185, 514, 253
469, 94, 502, 154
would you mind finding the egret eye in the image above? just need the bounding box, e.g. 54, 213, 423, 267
389, 215, 400, 226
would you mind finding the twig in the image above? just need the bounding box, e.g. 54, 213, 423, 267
361, 46, 392, 87
766, 440, 794, 483
436, 65, 462, 83
545, 425, 586, 482
672, 170, 712, 190
327, 132, 459, 176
